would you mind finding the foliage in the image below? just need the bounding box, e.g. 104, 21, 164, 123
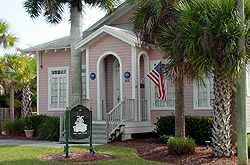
37, 116, 60, 141
23, 0, 120, 25
156, 115, 213, 144
155, 115, 175, 137
167, 137, 196, 155
2, 119, 25, 136
160, 135, 174, 144
0, 19, 18, 48
23, 115, 47, 135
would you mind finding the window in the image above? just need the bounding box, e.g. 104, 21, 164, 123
82, 65, 86, 99
48, 67, 69, 110
247, 66, 250, 96
193, 77, 214, 109
150, 61, 175, 109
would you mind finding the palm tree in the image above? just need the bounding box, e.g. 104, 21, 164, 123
23, 0, 120, 103
127, 0, 194, 137
168, 0, 250, 156
19, 55, 36, 117
0, 54, 26, 120
0, 19, 18, 48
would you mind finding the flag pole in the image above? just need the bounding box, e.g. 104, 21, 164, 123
136, 60, 162, 88
135, 76, 147, 88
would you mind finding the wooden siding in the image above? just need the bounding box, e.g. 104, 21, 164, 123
82, 50, 86, 65
110, 9, 133, 25
39, 49, 71, 116
104, 55, 116, 112
135, 47, 213, 124
247, 96, 250, 127
88, 34, 132, 120
139, 56, 145, 99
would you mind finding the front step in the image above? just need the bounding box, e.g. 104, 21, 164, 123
60, 122, 107, 144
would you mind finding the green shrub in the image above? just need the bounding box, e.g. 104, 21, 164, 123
37, 116, 59, 141
167, 137, 196, 155
155, 115, 213, 144
155, 116, 175, 136
23, 115, 47, 136
2, 119, 25, 136
160, 135, 174, 144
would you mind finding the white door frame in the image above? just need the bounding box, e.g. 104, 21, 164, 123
97, 51, 123, 120
137, 51, 150, 121
113, 59, 120, 107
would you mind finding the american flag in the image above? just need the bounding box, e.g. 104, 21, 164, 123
147, 60, 167, 101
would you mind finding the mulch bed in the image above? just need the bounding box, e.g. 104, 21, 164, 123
0, 134, 245, 164
108, 138, 240, 164
40, 151, 115, 162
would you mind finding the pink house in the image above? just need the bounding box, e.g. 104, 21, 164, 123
23, 4, 250, 143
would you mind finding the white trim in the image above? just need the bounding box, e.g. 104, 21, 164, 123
97, 51, 123, 120
113, 59, 120, 107
36, 51, 40, 115
86, 47, 90, 99
193, 78, 213, 110
138, 51, 151, 120
131, 46, 136, 99
246, 66, 250, 96
48, 66, 69, 111
82, 65, 87, 99
75, 25, 137, 50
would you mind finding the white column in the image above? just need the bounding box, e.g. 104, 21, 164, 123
36, 51, 40, 115
86, 47, 89, 99
131, 46, 137, 121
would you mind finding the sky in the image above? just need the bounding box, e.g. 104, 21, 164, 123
0, 0, 106, 56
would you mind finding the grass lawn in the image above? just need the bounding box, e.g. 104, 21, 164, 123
0, 145, 168, 164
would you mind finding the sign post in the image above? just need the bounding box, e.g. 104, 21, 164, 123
64, 105, 95, 158
65, 109, 69, 158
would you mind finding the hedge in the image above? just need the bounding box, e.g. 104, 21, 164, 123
155, 115, 213, 144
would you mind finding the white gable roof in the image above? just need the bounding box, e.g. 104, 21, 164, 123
22, 36, 70, 53
75, 25, 138, 50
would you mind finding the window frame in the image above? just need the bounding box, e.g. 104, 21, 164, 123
247, 66, 250, 96
82, 65, 87, 99
193, 77, 213, 110
48, 66, 69, 111
150, 60, 175, 110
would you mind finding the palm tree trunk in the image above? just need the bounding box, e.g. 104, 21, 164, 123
211, 70, 233, 157
70, 1, 82, 103
22, 83, 32, 117
175, 77, 185, 137
9, 83, 14, 120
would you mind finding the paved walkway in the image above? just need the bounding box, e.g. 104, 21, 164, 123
0, 139, 98, 148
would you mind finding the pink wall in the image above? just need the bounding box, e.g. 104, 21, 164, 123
39, 49, 71, 116
247, 96, 250, 127
135, 47, 213, 124
88, 34, 132, 120
111, 9, 132, 25
104, 55, 116, 112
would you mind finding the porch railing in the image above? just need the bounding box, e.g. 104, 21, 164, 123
106, 99, 135, 139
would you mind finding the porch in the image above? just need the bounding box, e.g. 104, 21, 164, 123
59, 99, 155, 144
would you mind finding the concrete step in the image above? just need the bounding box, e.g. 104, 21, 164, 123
60, 123, 108, 144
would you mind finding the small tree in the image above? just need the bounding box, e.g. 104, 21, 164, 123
0, 19, 18, 48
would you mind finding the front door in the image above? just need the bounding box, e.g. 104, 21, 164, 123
113, 59, 120, 106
